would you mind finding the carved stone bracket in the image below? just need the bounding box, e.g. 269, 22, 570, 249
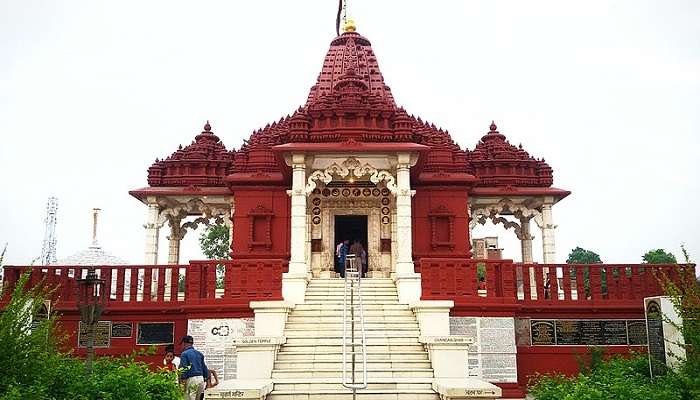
305, 157, 397, 195
470, 199, 540, 241
158, 198, 230, 241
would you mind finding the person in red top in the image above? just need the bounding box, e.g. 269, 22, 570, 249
163, 344, 180, 371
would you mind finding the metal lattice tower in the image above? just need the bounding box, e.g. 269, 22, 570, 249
41, 197, 58, 266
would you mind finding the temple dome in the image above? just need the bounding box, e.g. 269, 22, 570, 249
147, 121, 234, 186
305, 31, 396, 109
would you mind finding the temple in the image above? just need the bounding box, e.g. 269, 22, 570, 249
2, 22, 693, 400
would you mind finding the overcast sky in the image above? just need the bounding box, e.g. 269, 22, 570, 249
1, 0, 698, 267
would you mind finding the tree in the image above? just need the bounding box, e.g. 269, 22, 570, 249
566, 247, 602, 264
642, 249, 677, 264
199, 224, 231, 260
0, 271, 183, 399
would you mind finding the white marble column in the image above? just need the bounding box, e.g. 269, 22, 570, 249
166, 218, 184, 265
394, 152, 421, 304
520, 218, 533, 263
540, 203, 556, 264
283, 153, 310, 304
143, 200, 162, 265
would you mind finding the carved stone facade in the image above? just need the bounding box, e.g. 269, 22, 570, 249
130, 29, 570, 298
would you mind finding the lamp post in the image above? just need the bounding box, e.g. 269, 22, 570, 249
77, 267, 106, 374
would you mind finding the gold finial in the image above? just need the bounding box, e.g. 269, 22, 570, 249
343, 18, 356, 32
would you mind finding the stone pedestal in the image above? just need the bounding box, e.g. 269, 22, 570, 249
204, 380, 273, 400
231, 336, 286, 379
250, 301, 293, 337
411, 300, 454, 336
281, 273, 309, 305
432, 379, 502, 399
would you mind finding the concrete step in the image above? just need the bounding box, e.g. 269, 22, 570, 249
289, 310, 415, 318
286, 316, 417, 324
284, 330, 419, 338
284, 337, 421, 346
284, 322, 419, 329
274, 360, 433, 370
279, 344, 427, 353
272, 379, 434, 392
276, 351, 429, 361
293, 303, 410, 310
268, 390, 438, 400
272, 368, 435, 379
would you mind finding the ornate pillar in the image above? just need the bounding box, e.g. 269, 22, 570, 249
519, 218, 533, 263
540, 203, 556, 264
143, 199, 162, 265
166, 218, 184, 265
394, 152, 421, 304
283, 153, 310, 304
289, 153, 307, 273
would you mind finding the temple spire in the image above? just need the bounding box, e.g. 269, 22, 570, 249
91, 208, 101, 246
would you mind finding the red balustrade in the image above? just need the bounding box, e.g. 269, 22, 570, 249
1, 259, 288, 310
418, 258, 695, 315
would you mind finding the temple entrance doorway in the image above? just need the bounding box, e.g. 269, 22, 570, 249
334, 215, 368, 276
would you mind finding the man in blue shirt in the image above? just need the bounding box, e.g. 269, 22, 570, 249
179, 335, 209, 400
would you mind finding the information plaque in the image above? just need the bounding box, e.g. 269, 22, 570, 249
645, 299, 666, 376
111, 322, 133, 338
78, 321, 112, 348
531, 320, 556, 345
137, 322, 174, 345
532, 319, 647, 346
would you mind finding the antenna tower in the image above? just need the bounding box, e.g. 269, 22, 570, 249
41, 197, 58, 266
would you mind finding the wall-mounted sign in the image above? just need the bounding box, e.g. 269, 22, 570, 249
111, 322, 133, 338
137, 322, 174, 345
531, 319, 648, 346
530, 320, 556, 345
78, 321, 112, 348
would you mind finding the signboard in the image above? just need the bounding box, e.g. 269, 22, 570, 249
449, 317, 518, 383
78, 321, 112, 348
531, 320, 556, 345
532, 319, 647, 346
187, 318, 254, 381
137, 322, 174, 345
645, 299, 666, 376
111, 322, 133, 338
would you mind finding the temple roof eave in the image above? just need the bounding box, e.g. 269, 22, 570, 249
129, 186, 233, 203
271, 142, 429, 154
469, 186, 571, 201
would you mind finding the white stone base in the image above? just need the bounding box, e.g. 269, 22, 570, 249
432, 378, 502, 399
318, 270, 336, 278
281, 272, 309, 305
394, 273, 422, 304
204, 379, 273, 400
411, 300, 454, 337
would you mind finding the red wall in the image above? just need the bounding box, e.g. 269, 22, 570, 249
412, 186, 472, 262
230, 187, 290, 260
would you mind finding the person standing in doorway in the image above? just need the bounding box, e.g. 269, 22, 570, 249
335, 240, 344, 274
349, 239, 363, 273
339, 239, 349, 278
179, 335, 208, 400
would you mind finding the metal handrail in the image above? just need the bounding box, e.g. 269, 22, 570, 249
341, 255, 368, 393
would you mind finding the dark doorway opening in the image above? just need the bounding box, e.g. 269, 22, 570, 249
334, 215, 368, 262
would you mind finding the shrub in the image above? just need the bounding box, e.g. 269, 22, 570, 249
0, 271, 183, 399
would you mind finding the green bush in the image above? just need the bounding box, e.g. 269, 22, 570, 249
530, 354, 685, 400
0, 271, 183, 399
530, 244, 700, 399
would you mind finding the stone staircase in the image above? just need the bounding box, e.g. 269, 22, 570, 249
267, 278, 440, 400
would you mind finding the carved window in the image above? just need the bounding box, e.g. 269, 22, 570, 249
247, 205, 273, 250
429, 205, 455, 250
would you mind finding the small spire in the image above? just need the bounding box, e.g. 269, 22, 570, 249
91, 208, 101, 246
344, 18, 356, 32
203, 120, 212, 132
489, 121, 498, 132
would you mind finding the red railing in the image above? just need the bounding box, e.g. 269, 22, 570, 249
418, 258, 695, 312
1, 259, 287, 309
